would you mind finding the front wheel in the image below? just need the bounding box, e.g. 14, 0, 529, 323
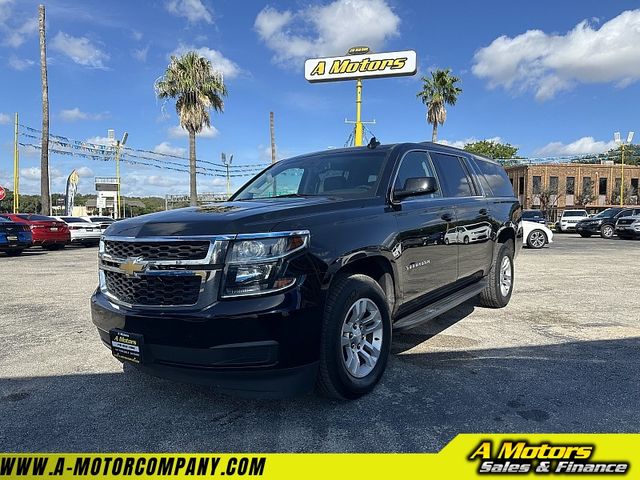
600, 224, 614, 239
478, 241, 514, 308
527, 229, 547, 249
316, 274, 392, 400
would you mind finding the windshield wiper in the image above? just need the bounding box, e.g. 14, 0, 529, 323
270, 193, 317, 198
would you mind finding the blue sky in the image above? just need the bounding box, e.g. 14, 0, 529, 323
0, 0, 639, 196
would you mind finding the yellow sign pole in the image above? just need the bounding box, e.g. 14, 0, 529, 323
620, 143, 625, 208
13, 112, 19, 213
354, 78, 363, 146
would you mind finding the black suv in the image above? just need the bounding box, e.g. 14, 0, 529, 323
91, 142, 522, 399
576, 207, 640, 238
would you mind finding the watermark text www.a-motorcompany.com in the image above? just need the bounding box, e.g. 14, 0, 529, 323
469, 441, 629, 474
0, 455, 266, 477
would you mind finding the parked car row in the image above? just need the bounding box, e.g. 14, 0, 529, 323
0, 214, 115, 256
523, 208, 640, 240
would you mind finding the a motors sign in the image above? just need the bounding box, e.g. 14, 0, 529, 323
304, 50, 417, 83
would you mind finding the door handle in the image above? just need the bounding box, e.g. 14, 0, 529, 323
441, 213, 453, 222
479, 208, 489, 216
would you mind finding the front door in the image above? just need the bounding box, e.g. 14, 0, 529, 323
391, 151, 457, 305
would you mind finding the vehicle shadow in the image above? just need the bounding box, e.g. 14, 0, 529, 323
2, 335, 639, 453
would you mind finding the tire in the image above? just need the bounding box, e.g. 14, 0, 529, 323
527, 229, 547, 249
4, 249, 24, 256
478, 241, 514, 308
463, 236, 469, 244
316, 274, 392, 400
579, 233, 591, 238
600, 224, 614, 239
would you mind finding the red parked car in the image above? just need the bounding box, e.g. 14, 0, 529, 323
0, 213, 70, 250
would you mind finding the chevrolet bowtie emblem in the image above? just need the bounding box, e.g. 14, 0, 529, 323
120, 257, 146, 276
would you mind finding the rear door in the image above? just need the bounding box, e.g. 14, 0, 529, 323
391, 150, 457, 305
429, 151, 493, 281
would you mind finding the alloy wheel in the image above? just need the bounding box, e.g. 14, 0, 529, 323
341, 298, 383, 379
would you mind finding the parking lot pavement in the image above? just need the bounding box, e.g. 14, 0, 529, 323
1, 236, 639, 453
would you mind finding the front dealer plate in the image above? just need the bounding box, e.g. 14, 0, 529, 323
109, 329, 144, 363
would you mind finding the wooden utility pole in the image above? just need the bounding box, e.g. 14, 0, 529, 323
269, 111, 276, 164
38, 4, 50, 215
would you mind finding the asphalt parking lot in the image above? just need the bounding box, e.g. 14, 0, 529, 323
1, 235, 639, 453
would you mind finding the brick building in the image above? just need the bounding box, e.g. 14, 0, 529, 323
505, 163, 640, 220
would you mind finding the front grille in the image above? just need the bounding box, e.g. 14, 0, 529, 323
104, 270, 202, 305
104, 240, 210, 261
617, 219, 634, 226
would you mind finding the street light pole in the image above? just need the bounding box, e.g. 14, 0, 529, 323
114, 131, 128, 219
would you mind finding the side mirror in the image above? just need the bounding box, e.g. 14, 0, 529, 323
394, 177, 438, 200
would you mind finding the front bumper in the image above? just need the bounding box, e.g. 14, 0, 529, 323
560, 222, 580, 231
576, 222, 603, 234
91, 287, 323, 398
615, 225, 640, 237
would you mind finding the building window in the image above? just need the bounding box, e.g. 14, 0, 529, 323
549, 176, 558, 194
566, 176, 575, 195
599, 177, 607, 196
533, 176, 542, 194
583, 177, 592, 192
518, 177, 525, 195
632, 178, 639, 196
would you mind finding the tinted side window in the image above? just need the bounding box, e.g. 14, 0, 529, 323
430, 152, 474, 197
393, 151, 441, 198
472, 158, 515, 197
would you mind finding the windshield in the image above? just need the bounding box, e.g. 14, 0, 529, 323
592, 209, 619, 218
62, 217, 90, 223
522, 211, 544, 218
232, 151, 388, 201
563, 211, 587, 217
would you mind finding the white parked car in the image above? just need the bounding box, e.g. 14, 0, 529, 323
523, 220, 554, 249
558, 209, 589, 232
80, 216, 115, 231
54, 216, 102, 246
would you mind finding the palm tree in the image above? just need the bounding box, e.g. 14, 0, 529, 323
155, 52, 227, 206
38, 4, 50, 215
416, 68, 462, 143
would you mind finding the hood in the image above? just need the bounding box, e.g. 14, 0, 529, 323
105, 197, 365, 237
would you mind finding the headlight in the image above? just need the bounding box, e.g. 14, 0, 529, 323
221, 231, 309, 298
98, 238, 105, 254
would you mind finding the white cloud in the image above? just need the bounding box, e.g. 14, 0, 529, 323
131, 30, 143, 41
8, 55, 34, 70
76, 166, 94, 177
254, 0, 400, 66
439, 136, 504, 150
472, 10, 640, 101
85, 136, 115, 146
153, 141, 186, 157
59, 107, 106, 122
168, 124, 219, 138
0, 112, 10, 124
3, 16, 37, 47
132, 45, 149, 62
534, 136, 617, 156
51, 31, 109, 69
165, 0, 213, 24
20, 167, 63, 181
170, 43, 241, 79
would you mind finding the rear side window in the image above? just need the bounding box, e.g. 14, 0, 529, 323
472, 158, 515, 197
429, 152, 474, 197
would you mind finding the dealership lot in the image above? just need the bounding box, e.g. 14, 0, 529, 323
0, 236, 639, 453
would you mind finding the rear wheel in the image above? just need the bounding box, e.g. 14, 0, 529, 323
478, 241, 514, 308
600, 224, 614, 239
527, 229, 547, 249
316, 274, 391, 399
